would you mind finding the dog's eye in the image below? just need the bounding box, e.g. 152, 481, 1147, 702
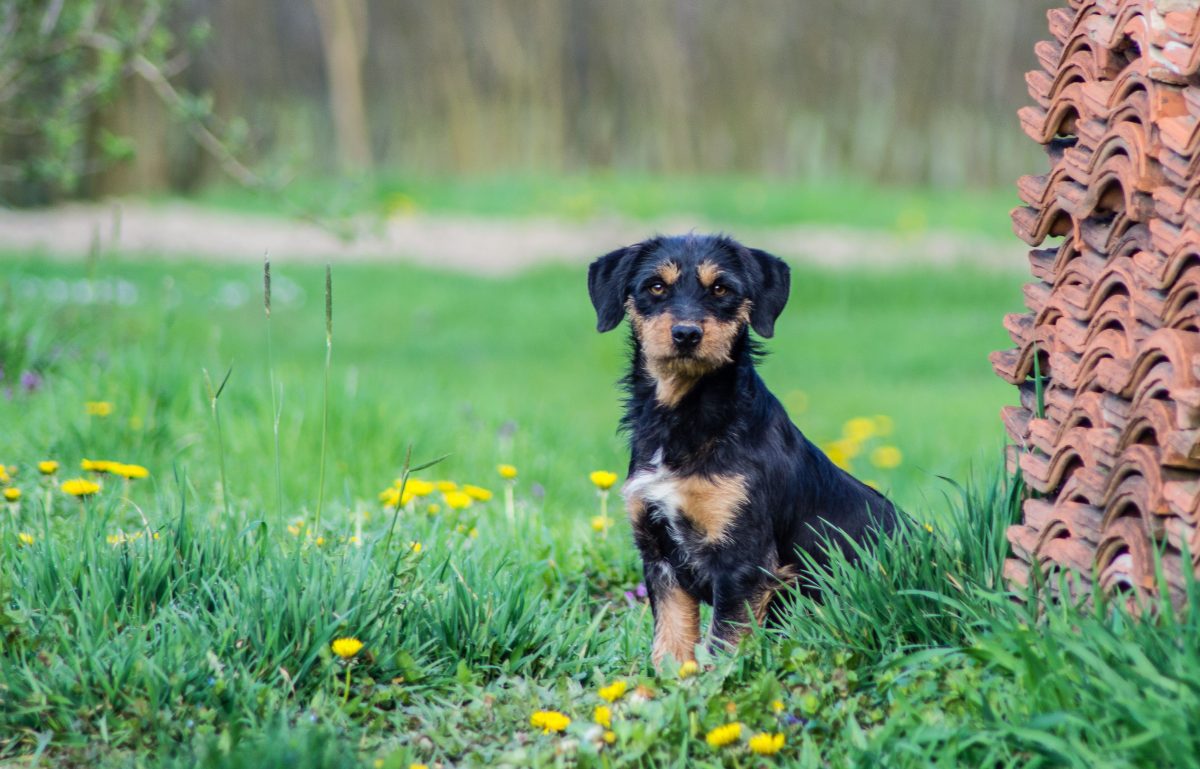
711, 284, 729, 297
648, 282, 666, 297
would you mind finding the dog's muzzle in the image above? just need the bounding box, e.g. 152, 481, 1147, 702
671, 323, 702, 351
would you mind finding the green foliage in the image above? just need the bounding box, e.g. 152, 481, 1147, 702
1, 254, 1198, 767
192, 173, 1021, 238
0, 0, 225, 205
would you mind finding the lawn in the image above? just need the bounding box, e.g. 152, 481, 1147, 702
1, 251, 1198, 768
185, 174, 1021, 239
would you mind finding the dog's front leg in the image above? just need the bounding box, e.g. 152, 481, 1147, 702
645, 561, 700, 667
709, 564, 773, 652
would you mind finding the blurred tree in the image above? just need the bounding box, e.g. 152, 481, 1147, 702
311, 0, 372, 171
0, 0, 255, 206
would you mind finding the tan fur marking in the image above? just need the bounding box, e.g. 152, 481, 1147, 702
626, 299, 752, 408
752, 564, 800, 623
656, 261, 682, 286
624, 489, 647, 525
676, 473, 748, 544
697, 260, 722, 288
652, 586, 700, 666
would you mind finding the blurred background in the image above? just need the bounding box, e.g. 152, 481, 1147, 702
3, 0, 1054, 203
0, 0, 1054, 512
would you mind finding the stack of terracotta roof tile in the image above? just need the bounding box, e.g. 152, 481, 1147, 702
995, 0, 1200, 609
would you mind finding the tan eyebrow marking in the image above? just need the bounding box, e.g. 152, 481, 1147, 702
697, 260, 722, 288
656, 261, 682, 285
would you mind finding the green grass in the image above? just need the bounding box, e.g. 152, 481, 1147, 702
2, 252, 1198, 768
184, 174, 1020, 239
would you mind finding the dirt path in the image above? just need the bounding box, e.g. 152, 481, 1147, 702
0, 200, 1024, 274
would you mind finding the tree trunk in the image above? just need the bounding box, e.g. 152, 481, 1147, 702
312, 0, 372, 171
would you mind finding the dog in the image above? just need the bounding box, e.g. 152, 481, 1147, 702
587, 233, 897, 667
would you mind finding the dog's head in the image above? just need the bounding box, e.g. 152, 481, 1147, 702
587, 234, 791, 378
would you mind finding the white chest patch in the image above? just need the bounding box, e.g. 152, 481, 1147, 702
622, 449, 684, 530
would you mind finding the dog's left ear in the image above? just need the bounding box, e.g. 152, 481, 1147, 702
746, 248, 791, 338
588, 244, 640, 332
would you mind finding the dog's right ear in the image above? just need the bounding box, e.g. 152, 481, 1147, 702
587, 244, 639, 332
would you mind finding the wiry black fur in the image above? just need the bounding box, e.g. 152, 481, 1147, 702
589, 233, 897, 658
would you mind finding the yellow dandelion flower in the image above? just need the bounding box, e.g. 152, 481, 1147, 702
591, 515, 613, 532
469, 527, 479, 539
0, 467, 8, 484
287, 524, 302, 537
872, 414, 894, 436
4, 488, 19, 502
410, 541, 423, 554
315, 536, 326, 546
603, 730, 616, 744
529, 710, 570, 733
349, 535, 361, 546
870, 445, 903, 469
594, 705, 612, 728
462, 484, 493, 502
771, 699, 785, 713
589, 471, 618, 490
379, 487, 401, 506
427, 503, 441, 515
842, 417, 875, 443
330, 637, 363, 659
85, 401, 113, 417
678, 660, 699, 678
497, 464, 518, 479
17, 532, 34, 546
598, 680, 628, 702
81, 459, 115, 474
399, 478, 435, 497
924, 522, 934, 534
435, 480, 458, 492
38, 461, 59, 475
409, 764, 428, 769
705, 722, 742, 748
111, 463, 149, 480
748, 732, 785, 755
443, 490, 472, 510
61, 478, 101, 497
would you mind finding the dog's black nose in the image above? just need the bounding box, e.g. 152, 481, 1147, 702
671, 324, 702, 348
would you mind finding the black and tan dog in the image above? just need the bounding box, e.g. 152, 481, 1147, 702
588, 233, 896, 667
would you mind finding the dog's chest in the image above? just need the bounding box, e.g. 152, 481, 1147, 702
622, 449, 747, 547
